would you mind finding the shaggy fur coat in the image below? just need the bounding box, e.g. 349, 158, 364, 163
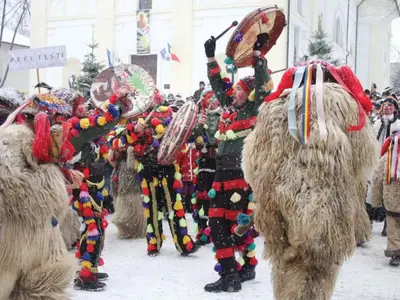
60, 208, 81, 250
242, 83, 378, 300
111, 147, 145, 239
0, 124, 74, 300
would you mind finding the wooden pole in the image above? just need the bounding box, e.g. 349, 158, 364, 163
36, 68, 41, 93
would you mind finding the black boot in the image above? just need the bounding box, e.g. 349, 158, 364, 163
181, 243, 199, 257
74, 276, 106, 291
382, 220, 387, 237
204, 272, 242, 293
96, 272, 109, 281
239, 268, 256, 283
389, 257, 400, 267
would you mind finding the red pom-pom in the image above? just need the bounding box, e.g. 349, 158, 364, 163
176, 210, 185, 218
109, 94, 117, 105
88, 223, 97, 232
126, 123, 135, 132
151, 118, 161, 127
130, 132, 138, 143
236, 245, 246, 252
168, 107, 173, 114
70, 128, 80, 137
105, 112, 113, 122
222, 112, 230, 120
236, 262, 242, 271
100, 145, 108, 155
193, 177, 198, 185
80, 268, 91, 278
249, 257, 258, 266
147, 244, 156, 252
75, 250, 81, 259
83, 168, 90, 179
186, 241, 193, 251
229, 112, 237, 122
173, 180, 183, 189
134, 144, 141, 154
68, 116, 80, 127
112, 175, 119, 182
230, 224, 238, 234
87, 244, 95, 253
80, 182, 89, 191
244, 236, 254, 245
142, 187, 149, 196
103, 208, 109, 217
98, 257, 104, 266
89, 116, 96, 127
101, 219, 109, 229
83, 208, 94, 217
226, 89, 234, 97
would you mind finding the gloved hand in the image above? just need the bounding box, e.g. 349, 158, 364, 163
192, 210, 200, 223
204, 36, 216, 58
253, 33, 270, 51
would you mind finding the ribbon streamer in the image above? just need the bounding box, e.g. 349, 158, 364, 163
315, 64, 327, 140
301, 65, 312, 145
288, 66, 306, 140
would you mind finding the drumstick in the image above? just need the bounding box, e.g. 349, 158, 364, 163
215, 21, 238, 41
144, 104, 161, 124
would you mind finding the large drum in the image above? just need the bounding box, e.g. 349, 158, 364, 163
226, 6, 286, 68
157, 101, 198, 166
90, 64, 156, 119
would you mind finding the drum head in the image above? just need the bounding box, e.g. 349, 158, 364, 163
90, 64, 156, 119
226, 6, 286, 68
157, 101, 198, 166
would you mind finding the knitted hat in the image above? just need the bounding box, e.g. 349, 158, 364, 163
237, 76, 256, 94
382, 96, 399, 111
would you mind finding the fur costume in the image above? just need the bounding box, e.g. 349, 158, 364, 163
371, 138, 400, 259
242, 63, 378, 299
0, 124, 74, 300
60, 208, 81, 250
110, 146, 145, 239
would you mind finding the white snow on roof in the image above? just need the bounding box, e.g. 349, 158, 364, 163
0, 27, 30, 47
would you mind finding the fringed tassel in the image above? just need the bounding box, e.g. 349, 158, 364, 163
301, 65, 313, 145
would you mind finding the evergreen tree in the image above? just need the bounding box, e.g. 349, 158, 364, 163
76, 40, 105, 98
299, 15, 340, 66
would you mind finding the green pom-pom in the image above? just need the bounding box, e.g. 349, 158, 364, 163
176, 193, 182, 201
169, 211, 174, 220
174, 172, 182, 181
192, 192, 197, 198
147, 224, 154, 233
179, 219, 187, 228
196, 158, 201, 165
248, 243, 256, 251
208, 189, 216, 199
158, 211, 164, 221
199, 207, 205, 217
200, 235, 208, 242
191, 198, 197, 205
224, 57, 234, 65
248, 193, 254, 202
212, 246, 216, 253
137, 163, 144, 172
143, 196, 150, 203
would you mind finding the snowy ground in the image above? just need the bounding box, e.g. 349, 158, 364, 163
71, 217, 398, 300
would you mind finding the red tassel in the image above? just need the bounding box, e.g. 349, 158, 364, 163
83, 208, 94, 217
75, 250, 81, 259
32, 112, 52, 163
103, 208, 109, 217
98, 257, 104, 266
87, 244, 95, 253
80, 268, 92, 278
126, 123, 134, 132
176, 210, 185, 218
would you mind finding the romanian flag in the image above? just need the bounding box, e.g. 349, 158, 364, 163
160, 43, 180, 63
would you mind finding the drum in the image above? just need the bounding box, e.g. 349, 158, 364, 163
90, 64, 156, 119
226, 6, 286, 68
157, 101, 198, 166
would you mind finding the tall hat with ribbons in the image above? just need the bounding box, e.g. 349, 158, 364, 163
265, 60, 373, 145
381, 130, 400, 184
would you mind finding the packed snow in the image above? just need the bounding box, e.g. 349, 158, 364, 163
71, 216, 397, 300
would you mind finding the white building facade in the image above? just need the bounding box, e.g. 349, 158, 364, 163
30, 0, 397, 96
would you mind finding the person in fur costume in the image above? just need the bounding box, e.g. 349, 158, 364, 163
107, 129, 146, 240
242, 61, 378, 300
0, 88, 24, 125
371, 132, 400, 266
0, 102, 76, 299
191, 89, 222, 246
203, 33, 273, 293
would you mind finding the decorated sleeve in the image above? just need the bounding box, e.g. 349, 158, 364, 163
207, 61, 231, 108
253, 56, 273, 111
69, 96, 121, 153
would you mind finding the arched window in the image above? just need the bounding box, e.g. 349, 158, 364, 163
335, 17, 343, 47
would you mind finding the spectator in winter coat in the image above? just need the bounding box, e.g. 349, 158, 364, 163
194, 81, 205, 102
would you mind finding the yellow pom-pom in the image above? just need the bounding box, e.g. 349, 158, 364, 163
214, 131, 221, 140
249, 89, 256, 101
82, 202, 91, 208
199, 207, 205, 217
183, 235, 191, 245
162, 234, 166, 241
162, 178, 168, 186
74, 201, 80, 209
127, 135, 134, 144
155, 124, 165, 135
174, 164, 180, 173
79, 118, 90, 129
248, 202, 256, 210
226, 130, 237, 140
149, 237, 157, 245
86, 219, 95, 225
153, 177, 159, 187
97, 116, 106, 126
81, 261, 92, 269
247, 250, 256, 258
237, 256, 245, 266
159, 106, 169, 112
196, 136, 204, 145
137, 163, 144, 173
102, 153, 108, 161
144, 208, 150, 218
141, 179, 148, 189
87, 240, 96, 245
173, 200, 183, 211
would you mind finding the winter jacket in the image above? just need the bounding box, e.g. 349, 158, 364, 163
371, 156, 400, 215
176, 146, 201, 183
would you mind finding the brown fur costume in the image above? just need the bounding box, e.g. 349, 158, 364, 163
0, 124, 75, 300
242, 83, 377, 300
111, 147, 146, 239
60, 209, 81, 250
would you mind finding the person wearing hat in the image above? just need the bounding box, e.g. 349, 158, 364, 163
194, 81, 206, 102
203, 33, 273, 292
374, 96, 400, 145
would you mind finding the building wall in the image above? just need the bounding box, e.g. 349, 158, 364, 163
0, 43, 30, 93
29, 0, 396, 96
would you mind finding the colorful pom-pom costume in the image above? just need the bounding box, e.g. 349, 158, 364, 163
205, 53, 273, 289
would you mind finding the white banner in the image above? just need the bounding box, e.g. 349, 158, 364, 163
8, 45, 67, 71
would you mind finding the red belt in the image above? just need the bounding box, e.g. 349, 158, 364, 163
225, 210, 242, 221
216, 247, 234, 259
212, 179, 249, 192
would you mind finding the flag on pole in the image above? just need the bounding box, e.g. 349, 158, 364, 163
106, 49, 113, 67
160, 43, 180, 63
